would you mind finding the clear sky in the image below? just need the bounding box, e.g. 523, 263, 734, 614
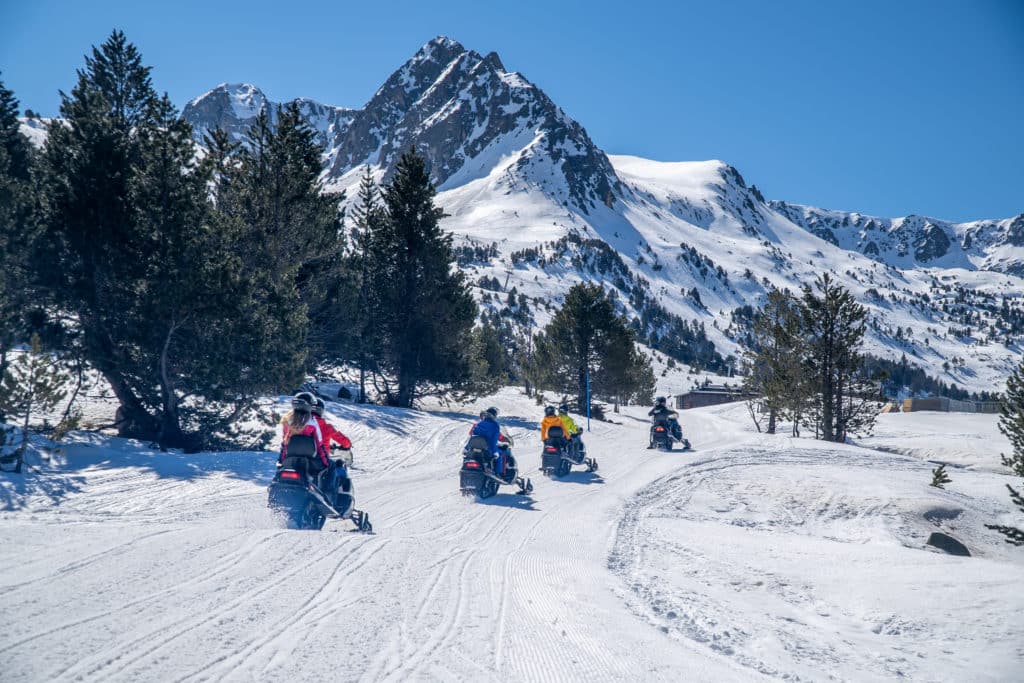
2, 0, 1022, 222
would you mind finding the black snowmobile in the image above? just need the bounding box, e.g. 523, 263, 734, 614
649, 412, 691, 452
459, 435, 533, 498
541, 425, 598, 477
267, 436, 372, 532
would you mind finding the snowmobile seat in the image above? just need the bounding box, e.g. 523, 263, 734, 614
286, 434, 317, 458
466, 435, 491, 455
545, 426, 567, 444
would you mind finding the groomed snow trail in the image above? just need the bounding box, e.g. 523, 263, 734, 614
2, 393, 1022, 681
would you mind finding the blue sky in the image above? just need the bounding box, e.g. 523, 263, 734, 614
2, 0, 1021, 222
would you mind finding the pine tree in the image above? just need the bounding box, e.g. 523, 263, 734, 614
997, 359, 1024, 477
0, 334, 69, 473
462, 319, 512, 398
365, 149, 477, 407
529, 282, 654, 410
39, 30, 161, 439
799, 274, 877, 442
349, 165, 385, 403
744, 289, 809, 435
930, 464, 951, 489
0, 75, 36, 406
986, 359, 1024, 546
986, 484, 1024, 546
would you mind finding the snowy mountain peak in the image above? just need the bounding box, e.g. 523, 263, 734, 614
321, 38, 619, 213
182, 83, 356, 153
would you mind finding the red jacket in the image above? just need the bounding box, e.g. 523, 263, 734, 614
315, 416, 352, 450
280, 417, 329, 466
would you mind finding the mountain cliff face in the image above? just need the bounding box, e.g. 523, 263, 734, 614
770, 201, 1024, 276
182, 83, 356, 154
40, 36, 1024, 393
322, 37, 618, 212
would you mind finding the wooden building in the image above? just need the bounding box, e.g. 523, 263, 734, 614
675, 385, 755, 410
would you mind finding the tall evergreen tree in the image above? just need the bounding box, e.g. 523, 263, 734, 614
365, 149, 476, 407
997, 359, 1024, 478
349, 165, 385, 402
39, 31, 161, 439
0, 75, 36, 401
529, 282, 654, 410
206, 103, 349, 408
799, 274, 876, 442
744, 289, 809, 435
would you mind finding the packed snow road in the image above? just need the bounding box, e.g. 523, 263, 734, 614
1, 390, 1022, 681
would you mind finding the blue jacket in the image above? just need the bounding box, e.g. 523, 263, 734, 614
470, 417, 501, 455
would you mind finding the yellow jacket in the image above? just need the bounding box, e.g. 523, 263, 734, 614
559, 413, 581, 436
541, 415, 568, 441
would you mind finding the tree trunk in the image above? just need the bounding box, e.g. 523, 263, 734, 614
0, 348, 7, 421
157, 323, 186, 450
17, 395, 32, 462
577, 363, 588, 416
767, 407, 777, 435
397, 367, 415, 408
84, 324, 158, 440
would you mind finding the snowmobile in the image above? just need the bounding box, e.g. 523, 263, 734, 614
541, 425, 598, 477
267, 436, 372, 532
459, 435, 533, 498
649, 412, 691, 452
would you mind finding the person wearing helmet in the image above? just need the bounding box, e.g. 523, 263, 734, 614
540, 405, 567, 441
467, 406, 504, 473
648, 396, 675, 449
648, 396, 671, 419
557, 403, 586, 457
279, 391, 338, 501
312, 397, 353, 507
312, 398, 353, 454
279, 392, 327, 464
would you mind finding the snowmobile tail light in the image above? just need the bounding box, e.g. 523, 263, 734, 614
280, 470, 301, 480
655, 426, 665, 432
545, 446, 558, 453
464, 461, 481, 469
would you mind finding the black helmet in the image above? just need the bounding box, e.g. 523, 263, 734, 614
485, 406, 498, 419
312, 397, 325, 416
292, 391, 315, 411
544, 405, 556, 417
558, 403, 569, 414
656, 396, 667, 406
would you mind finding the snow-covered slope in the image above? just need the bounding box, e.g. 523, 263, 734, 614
2, 392, 1022, 680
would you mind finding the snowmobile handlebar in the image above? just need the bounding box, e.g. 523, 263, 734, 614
330, 444, 354, 465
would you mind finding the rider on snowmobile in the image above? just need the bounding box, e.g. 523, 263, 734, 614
647, 396, 683, 446
279, 392, 339, 497
540, 405, 567, 441
312, 397, 352, 461
558, 403, 586, 457
648, 396, 672, 420
312, 397, 353, 508
468, 407, 505, 474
